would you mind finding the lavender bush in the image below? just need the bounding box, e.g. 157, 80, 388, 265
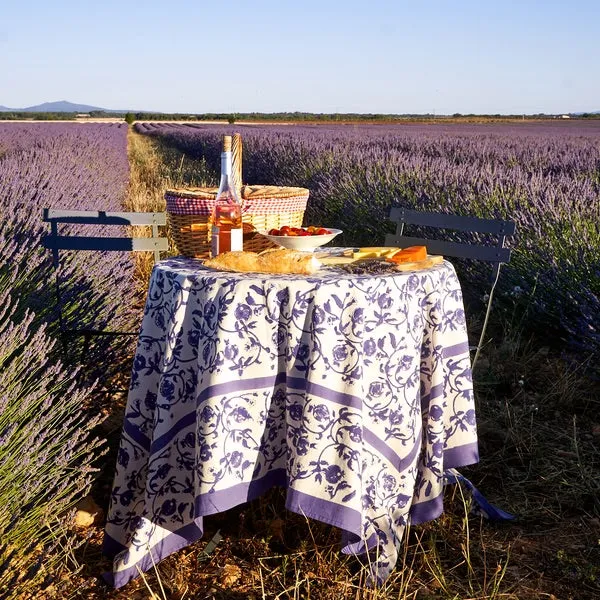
136, 121, 600, 360
0, 123, 139, 366
0, 284, 104, 597
0, 123, 138, 597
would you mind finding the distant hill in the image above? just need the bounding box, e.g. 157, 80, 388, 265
0, 100, 124, 113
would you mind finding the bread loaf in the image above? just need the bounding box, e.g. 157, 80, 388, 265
203, 249, 321, 274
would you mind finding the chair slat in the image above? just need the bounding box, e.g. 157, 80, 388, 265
385, 234, 511, 263
389, 207, 516, 236
43, 235, 169, 252
43, 208, 167, 226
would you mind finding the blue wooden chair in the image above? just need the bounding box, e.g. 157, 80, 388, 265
385, 207, 516, 369
42, 208, 168, 353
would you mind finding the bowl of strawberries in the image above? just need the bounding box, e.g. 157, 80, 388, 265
261, 226, 342, 251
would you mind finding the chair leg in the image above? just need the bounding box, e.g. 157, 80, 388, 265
82, 332, 92, 362
471, 265, 503, 371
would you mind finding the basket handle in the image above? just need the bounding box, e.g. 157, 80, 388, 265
232, 133, 243, 200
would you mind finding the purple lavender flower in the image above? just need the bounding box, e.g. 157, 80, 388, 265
120, 490, 134, 506
156, 463, 171, 479
272, 326, 287, 347
351, 307, 364, 325
160, 378, 175, 400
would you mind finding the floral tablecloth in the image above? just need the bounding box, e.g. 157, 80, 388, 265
103, 256, 478, 588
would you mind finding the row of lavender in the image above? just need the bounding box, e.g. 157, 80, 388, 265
0, 123, 136, 595
136, 121, 600, 359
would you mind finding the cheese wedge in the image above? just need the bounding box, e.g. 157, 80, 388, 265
393, 255, 444, 271
352, 247, 399, 259
319, 256, 357, 265
387, 246, 427, 264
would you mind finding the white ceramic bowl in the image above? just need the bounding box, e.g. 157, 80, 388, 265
260, 228, 342, 251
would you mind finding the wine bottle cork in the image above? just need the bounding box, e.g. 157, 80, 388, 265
222, 135, 232, 152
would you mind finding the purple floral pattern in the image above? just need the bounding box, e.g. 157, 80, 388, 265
104, 257, 478, 588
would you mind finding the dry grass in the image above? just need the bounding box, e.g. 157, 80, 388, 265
123, 128, 213, 287
27, 131, 600, 600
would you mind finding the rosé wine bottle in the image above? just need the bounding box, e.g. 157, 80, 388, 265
210, 135, 243, 256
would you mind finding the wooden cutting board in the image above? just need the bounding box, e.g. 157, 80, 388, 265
319, 254, 444, 270
392, 254, 444, 271
319, 255, 360, 265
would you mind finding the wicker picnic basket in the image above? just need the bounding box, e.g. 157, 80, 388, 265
165, 134, 309, 258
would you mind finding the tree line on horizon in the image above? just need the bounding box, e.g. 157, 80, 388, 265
1, 110, 598, 122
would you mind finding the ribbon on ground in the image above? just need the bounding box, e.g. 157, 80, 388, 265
444, 468, 516, 521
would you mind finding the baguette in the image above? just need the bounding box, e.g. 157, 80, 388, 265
204, 249, 321, 275
204, 251, 261, 272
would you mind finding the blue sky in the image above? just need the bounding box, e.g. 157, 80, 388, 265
2, 0, 598, 114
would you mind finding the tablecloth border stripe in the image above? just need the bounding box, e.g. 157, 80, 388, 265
103, 521, 204, 589
124, 419, 151, 452
420, 382, 444, 409
285, 488, 363, 549
363, 427, 422, 473
443, 442, 479, 469
147, 373, 366, 455
442, 341, 471, 358
409, 494, 444, 525
195, 468, 287, 515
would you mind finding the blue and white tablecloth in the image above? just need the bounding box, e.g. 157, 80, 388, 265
103, 256, 478, 588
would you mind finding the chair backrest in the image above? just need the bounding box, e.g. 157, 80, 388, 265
385, 207, 515, 265
43, 208, 169, 263
385, 207, 516, 370
42, 208, 169, 345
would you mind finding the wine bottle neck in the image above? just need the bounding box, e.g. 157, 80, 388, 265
220, 151, 232, 178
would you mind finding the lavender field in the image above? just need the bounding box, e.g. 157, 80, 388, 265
0, 123, 138, 597
1, 120, 599, 599
137, 120, 600, 360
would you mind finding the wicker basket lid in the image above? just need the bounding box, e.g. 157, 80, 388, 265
241, 185, 308, 199
164, 186, 218, 200
165, 185, 309, 200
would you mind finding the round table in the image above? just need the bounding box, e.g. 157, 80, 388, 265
103, 256, 478, 588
